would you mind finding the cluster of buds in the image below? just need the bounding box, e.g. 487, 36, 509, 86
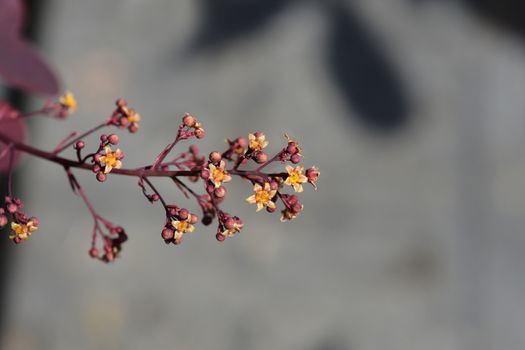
202, 157, 232, 201
0, 196, 38, 244
179, 113, 205, 140
216, 212, 243, 241
0, 93, 320, 263
34, 91, 78, 119
109, 98, 141, 133
161, 206, 198, 245
89, 223, 128, 263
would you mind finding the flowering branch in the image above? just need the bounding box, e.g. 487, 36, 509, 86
0, 93, 320, 263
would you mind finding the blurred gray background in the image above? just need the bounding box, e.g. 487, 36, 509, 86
3, 0, 525, 349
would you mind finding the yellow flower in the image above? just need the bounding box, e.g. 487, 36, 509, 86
9, 221, 38, 241
284, 165, 307, 193
246, 182, 277, 212
171, 216, 195, 240
222, 221, 243, 238
99, 146, 123, 174
208, 160, 232, 188
124, 107, 141, 124
59, 91, 77, 112
248, 133, 269, 152
284, 165, 308, 192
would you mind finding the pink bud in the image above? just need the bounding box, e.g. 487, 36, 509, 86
7, 203, 17, 213
129, 124, 138, 133
214, 186, 226, 198
89, 247, 99, 258
190, 214, 198, 224
288, 195, 299, 205
183, 114, 195, 127
209, 151, 222, 163
116, 98, 127, 107
96, 172, 107, 182
100, 134, 108, 142
255, 152, 268, 164
306, 167, 319, 181
266, 206, 276, 213
291, 202, 302, 213
224, 218, 235, 230
74, 141, 85, 150
108, 134, 119, 145
162, 228, 174, 241
216, 233, 226, 242
190, 145, 199, 155
237, 137, 247, 148
287, 143, 297, 154
200, 168, 210, 180
290, 154, 301, 164
179, 208, 189, 220
194, 128, 205, 139
29, 217, 39, 226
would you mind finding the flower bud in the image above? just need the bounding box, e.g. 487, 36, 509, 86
162, 228, 174, 241
89, 247, 99, 258
183, 114, 195, 127
108, 134, 119, 145
0, 215, 8, 227
96, 172, 107, 182
100, 134, 108, 142
290, 154, 301, 164
129, 124, 138, 133
178, 208, 189, 220
266, 206, 276, 213
224, 218, 235, 230
287, 143, 298, 154
200, 168, 210, 180
116, 98, 127, 107
194, 128, 205, 139
255, 152, 268, 164
237, 137, 247, 148
288, 195, 299, 205
216, 233, 226, 242
214, 186, 226, 198
209, 151, 222, 163
190, 145, 199, 155
7, 203, 17, 213
74, 140, 85, 150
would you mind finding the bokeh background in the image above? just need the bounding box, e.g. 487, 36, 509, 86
2, 0, 525, 349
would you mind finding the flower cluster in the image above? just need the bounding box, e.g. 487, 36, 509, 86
0, 93, 320, 263
0, 196, 39, 244
109, 98, 141, 133
161, 207, 198, 245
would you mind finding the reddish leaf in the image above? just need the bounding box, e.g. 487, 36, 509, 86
0, 0, 59, 95
0, 118, 26, 173
0, 38, 59, 95
0, 0, 25, 39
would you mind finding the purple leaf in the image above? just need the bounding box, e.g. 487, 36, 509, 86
0, 0, 59, 95
0, 117, 26, 173
0, 0, 25, 39
0, 38, 59, 95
